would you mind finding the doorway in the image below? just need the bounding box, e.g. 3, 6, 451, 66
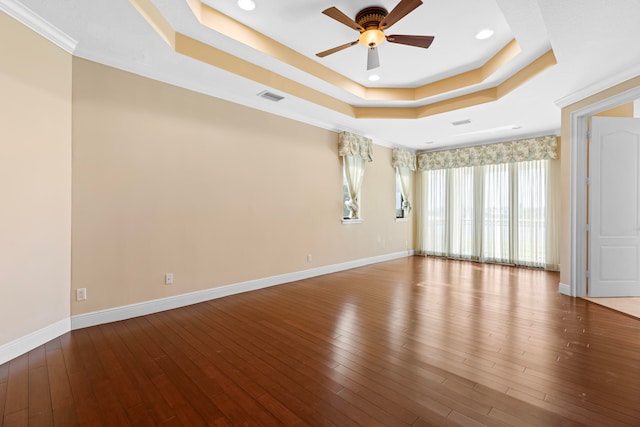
568, 90, 640, 298
569, 91, 640, 317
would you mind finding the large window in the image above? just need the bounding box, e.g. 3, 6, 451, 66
418, 159, 558, 269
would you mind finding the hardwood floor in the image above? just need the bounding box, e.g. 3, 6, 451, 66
2, 256, 640, 426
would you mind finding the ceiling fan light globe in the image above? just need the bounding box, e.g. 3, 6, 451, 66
359, 29, 385, 47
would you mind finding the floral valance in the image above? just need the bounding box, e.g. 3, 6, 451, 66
392, 148, 416, 171
338, 131, 373, 162
418, 136, 558, 171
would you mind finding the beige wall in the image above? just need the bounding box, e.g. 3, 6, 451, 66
71, 58, 413, 315
0, 12, 72, 345
595, 102, 634, 117
560, 76, 640, 287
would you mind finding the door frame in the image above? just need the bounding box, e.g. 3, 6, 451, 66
568, 86, 640, 297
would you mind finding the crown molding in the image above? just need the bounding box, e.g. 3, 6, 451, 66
555, 62, 640, 108
0, 0, 77, 53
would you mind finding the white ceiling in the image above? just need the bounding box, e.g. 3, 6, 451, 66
6, 0, 640, 150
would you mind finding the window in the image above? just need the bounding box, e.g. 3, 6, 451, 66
423, 169, 446, 256
395, 170, 405, 218
394, 164, 414, 220
482, 163, 510, 263
338, 132, 372, 222
418, 159, 556, 268
516, 160, 548, 266
449, 166, 475, 259
342, 155, 365, 220
342, 168, 355, 219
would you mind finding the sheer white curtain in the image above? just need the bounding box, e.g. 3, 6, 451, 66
343, 154, 365, 219
482, 163, 511, 263
448, 167, 475, 259
515, 160, 547, 267
420, 169, 446, 256
512, 159, 560, 268
416, 158, 560, 270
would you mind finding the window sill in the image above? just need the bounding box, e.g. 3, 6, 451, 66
342, 218, 363, 224
395, 218, 408, 223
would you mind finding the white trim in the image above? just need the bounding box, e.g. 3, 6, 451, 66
558, 282, 571, 296
555, 64, 640, 108
71, 250, 415, 330
0, 318, 71, 365
568, 84, 640, 298
0, 0, 77, 53
569, 113, 588, 297
341, 218, 363, 224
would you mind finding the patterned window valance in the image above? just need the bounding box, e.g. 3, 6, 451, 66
338, 131, 373, 162
417, 136, 558, 171
392, 148, 416, 171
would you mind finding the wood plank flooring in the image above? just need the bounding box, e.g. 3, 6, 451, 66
2, 256, 640, 426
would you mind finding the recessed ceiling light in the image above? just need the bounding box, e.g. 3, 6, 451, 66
475, 29, 494, 40
368, 74, 380, 82
237, 0, 255, 11
425, 141, 434, 145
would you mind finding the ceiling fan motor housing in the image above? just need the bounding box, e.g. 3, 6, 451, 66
356, 7, 388, 31
356, 7, 388, 47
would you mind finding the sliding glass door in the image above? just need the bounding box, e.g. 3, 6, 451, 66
418, 159, 557, 269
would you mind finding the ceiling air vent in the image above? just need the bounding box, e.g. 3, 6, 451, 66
257, 90, 285, 102
451, 119, 471, 126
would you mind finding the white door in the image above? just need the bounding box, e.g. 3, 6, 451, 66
590, 117, 640, 297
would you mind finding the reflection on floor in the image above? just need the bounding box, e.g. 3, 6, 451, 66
585, 297, 640, 319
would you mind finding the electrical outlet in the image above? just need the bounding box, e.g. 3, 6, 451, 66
307, 254, 312, 263
165, 273, 174, 285
76, 288, 87, 301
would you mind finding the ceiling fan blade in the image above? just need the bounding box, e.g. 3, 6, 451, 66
322, 7, 364, 31
316, 40, 359, 58
386, 34, 434, 48
379, 0, 423, 30
367, 46, 380, 70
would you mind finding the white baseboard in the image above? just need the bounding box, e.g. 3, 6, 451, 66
558, 282, 571, 296
0, 318, 70, 365
71, 250, 415, 330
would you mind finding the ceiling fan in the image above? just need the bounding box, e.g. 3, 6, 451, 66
316, 0, 435, 70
